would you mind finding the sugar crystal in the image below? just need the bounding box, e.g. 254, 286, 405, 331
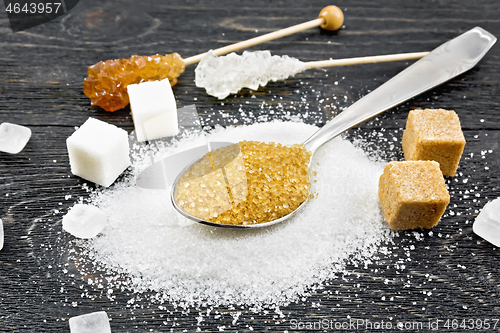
0, 122, 31, 154
69, 311, 111, 333
473, 197, 500, 247
75, 121, 390, 307
0, 218, 3, 250
195, 50, 306, 99
63, 204, 107, 239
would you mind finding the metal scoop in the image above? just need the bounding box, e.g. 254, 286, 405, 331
140, 27, 496, 228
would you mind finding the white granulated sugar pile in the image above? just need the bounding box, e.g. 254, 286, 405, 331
74, 121, 391, 308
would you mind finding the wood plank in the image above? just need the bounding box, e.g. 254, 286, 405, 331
0, 0, 499, 331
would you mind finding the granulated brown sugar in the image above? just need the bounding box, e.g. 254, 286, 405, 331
174, 141, 311, 225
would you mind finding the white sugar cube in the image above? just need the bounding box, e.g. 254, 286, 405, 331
0, 218, 4, 251
127, 78, 179, 142
63, 204, 107, 239
69, 311, 111, 333
473, 197, 500, 247
0, 122, 32, 154
66, 118, 130, 187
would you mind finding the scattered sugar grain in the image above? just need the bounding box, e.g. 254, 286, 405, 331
75, 121, 391, 307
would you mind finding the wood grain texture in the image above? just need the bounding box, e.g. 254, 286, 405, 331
1, 0, 499, 331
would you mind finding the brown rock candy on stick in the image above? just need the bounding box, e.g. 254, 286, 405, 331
83, 53, 185, 112
82, 5, 345, 112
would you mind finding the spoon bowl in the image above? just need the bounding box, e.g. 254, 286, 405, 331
169, 27, 496, 228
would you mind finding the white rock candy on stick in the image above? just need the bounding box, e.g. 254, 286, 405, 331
195, 50, 430, 99
195, 50, 306, 99
63, 204, 107, 239
473, 197, 500, 247
69, 311, 111, 333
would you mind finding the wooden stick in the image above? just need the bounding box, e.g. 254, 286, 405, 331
183, 5, 344, 65
304, 51, 430, 69
183, 18, 324, 66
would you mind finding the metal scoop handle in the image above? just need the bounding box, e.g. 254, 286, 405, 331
304, 27, 497, 152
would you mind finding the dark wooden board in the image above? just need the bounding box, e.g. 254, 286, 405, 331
0, 0, 499, 331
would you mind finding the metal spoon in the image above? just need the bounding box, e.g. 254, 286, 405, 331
152, 27, 496, 228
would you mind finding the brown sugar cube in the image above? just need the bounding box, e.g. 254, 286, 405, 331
402, 108, 466, 176
378, 161, 450, 230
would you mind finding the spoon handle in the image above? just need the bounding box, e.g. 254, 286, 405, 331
303, 27, 496, 153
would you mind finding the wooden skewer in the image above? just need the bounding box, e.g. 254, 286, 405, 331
183, 5, 344, 66
304, 51, 430, 69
